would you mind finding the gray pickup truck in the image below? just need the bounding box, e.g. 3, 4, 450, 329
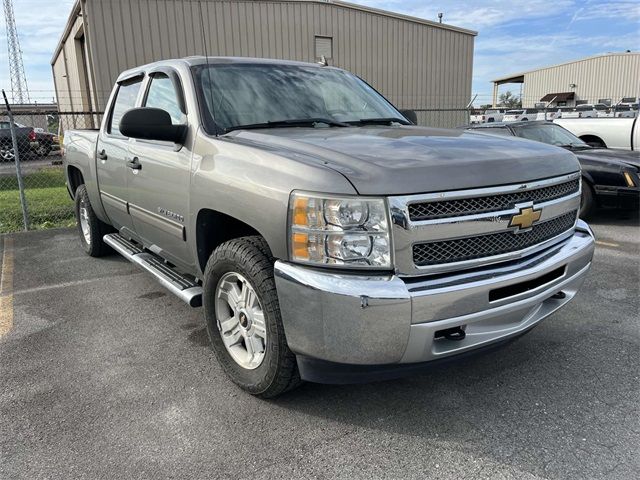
63, 57, 595, 397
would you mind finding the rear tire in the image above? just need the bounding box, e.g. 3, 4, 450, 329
203, 236, 301, 398
74, 184, 113, 257
36, 142, 52, 157
580, 181, 595, 219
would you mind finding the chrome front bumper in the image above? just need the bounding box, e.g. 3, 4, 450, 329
274, 221, 595, 368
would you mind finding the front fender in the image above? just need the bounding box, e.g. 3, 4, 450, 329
188, 131, 356, 264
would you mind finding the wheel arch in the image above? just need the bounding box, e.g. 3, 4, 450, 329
579, 134, 606, 148
67, 165, 85, 199
581, 172, 596, 187
195, 208, 268, 274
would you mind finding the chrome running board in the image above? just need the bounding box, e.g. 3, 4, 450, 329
103, 233, 202, 307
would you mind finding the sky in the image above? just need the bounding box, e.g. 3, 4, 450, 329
1, 0, 639, 104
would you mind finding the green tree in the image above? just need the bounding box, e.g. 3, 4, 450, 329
498, 91, 522, 108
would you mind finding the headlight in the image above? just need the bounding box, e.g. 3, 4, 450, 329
288, 192, 392, 269
623, 171, 637, 187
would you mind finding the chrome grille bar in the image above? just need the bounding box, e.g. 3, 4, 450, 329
408, 178, 580, 221
388, 172, 581, 276
413, 211, 578, 266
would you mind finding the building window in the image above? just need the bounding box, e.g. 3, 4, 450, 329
315, 36, 333, 60
557, 101, 567, 107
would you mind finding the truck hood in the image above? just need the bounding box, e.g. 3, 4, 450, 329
576, 148, 640, 170
227, 126, 580, 195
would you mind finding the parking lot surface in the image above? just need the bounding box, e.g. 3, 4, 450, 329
1, 211, 638, 480
0, 155, 61, 177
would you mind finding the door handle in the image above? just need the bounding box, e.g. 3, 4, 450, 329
98, 149, 108, 160
127, 156, 142, 170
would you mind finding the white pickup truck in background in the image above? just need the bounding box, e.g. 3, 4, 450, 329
554, 116, 640, 150
561, 105, 599, 119
503, 109, 546, 122
469, 108, 505, 124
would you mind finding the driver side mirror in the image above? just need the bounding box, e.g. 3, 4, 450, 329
119, 107, 187, 144
400, 109, 418, 125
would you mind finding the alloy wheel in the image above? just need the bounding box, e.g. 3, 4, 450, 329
215, 272, 267, 370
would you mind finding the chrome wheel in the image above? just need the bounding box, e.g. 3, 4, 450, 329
215, 272, 267, 370
1, 146, 15, 161
79, 202, 91, 245
36, 144, 50, 156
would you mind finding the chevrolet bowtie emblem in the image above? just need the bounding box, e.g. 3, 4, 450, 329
509, 206, 542, 231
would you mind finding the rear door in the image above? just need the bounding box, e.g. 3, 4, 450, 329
127, 70, 193, 269
96, 76, 144, 236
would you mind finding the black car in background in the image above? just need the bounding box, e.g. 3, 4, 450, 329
465, 121, 640, 217
0, 121, 58, 160
0, 121, 36, 161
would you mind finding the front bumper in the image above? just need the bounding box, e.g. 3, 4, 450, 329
274, 221, 595, 381
594, 185, 640, 210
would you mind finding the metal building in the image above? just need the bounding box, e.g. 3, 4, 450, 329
491, 52, 640, 108
51, 0, 476, 128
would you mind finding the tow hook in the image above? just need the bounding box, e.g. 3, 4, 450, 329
435, 326, 466, 341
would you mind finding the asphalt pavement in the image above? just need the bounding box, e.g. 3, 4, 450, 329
1, 210, 638, 480
0, 154, 62, 177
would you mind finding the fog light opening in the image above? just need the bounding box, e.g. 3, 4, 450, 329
552, 291, 566, 299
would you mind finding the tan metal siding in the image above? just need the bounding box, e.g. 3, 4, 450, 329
56, 0, 474, 127
522, 53, 640, 107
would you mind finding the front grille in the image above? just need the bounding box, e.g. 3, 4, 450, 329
408, 178, 579, 221
413, 211, 577, 266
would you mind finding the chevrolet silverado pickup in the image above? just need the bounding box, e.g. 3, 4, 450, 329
63, 57, 595, 397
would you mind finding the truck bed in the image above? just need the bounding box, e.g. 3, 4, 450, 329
554, 117, 638, 150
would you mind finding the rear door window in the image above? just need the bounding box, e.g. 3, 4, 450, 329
108, 79, 143, 137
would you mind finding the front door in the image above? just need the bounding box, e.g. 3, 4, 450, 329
127, 72, 193, 269
96, 77, 143, 236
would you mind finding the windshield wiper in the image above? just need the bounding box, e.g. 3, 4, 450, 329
557, 143, 592, 150
224, 118, 349, 133
347, 117, 411, 126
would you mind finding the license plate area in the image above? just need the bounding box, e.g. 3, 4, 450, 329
489, 266, 566, 303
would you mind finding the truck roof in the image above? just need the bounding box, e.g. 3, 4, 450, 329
117, 56, 328, 82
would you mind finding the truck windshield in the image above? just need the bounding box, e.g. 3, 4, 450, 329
512, 123, 590, 148
192, 63, 406, 134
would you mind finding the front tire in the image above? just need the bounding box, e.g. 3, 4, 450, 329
580, 181, 595, 219
203, 236, 301, 398
74, 184, 113, 257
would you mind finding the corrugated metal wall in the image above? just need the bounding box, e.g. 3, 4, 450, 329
522, 53, 640, 107
54, 0, 475, 128
52, 15, 90, 113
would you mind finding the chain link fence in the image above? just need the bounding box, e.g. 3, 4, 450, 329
2, 89, 636, 235
1, 93, 103, 234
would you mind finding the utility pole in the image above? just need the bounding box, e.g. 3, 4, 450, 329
2, 0, 30, 103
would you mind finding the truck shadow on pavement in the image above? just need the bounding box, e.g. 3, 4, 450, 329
267, 291, 637, 478
587, 208, 639, 226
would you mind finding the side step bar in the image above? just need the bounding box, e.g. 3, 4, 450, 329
103, 233, 203, 307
